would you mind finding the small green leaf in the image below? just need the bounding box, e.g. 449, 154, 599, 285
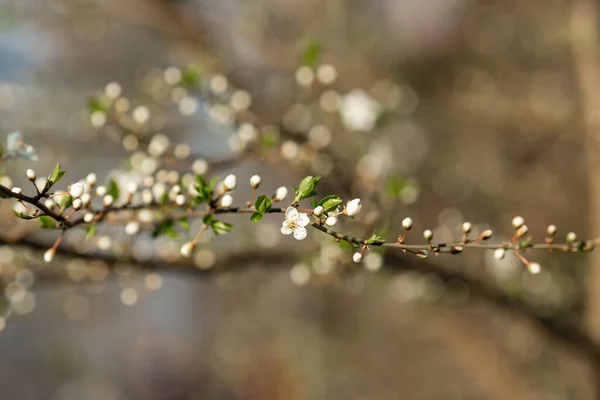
13, 210, 35, 220
302, 40, 322, 67
59, 194, 73, 210
151, 219, 178, 239
366, 233, 383, 245
108, 179, 120, 200
195, 175, 218, 204
255, 195, 272, 214
180, 65, 202, 88
87, 97, 107, 113
250, 213, 263, 222
211, 220, 233, 235
179, 217, 190, 230
318, 195, 342, 213
202, 213, 214, 225
48, 163, 66, 185
86, 224, 97, 239
294, 176, 320, 203
39, 215, 57, 229
310, 199, 318, 208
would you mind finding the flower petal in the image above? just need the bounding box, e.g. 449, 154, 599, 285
293, 227, 307, 240
297, 213, 310, 227
285, 207, 299, 220
281, 223, 294, 235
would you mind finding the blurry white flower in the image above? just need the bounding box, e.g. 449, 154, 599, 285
281, 207, 310, 240
125, 221, 140, 235
339, 89, 381, 132
44, 249, 55, 263
180, 241, 195, 257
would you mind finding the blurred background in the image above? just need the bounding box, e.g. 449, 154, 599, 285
0, 0, 600, 398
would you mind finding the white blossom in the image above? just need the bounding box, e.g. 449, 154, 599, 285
281, 207, 310, 240
223, 174, 236, 191
69, 183, 85, 198
345, 198, 362, 217
220, 194, 233, 208
175, 194, 186, 206
273, 186, 288, 202
353, 252, 363, 263
339, 89, 381, 132
125, 221, 140, 235
26, 169, 36, 181
44, 249, 55, 263
250, 175, 261, 189
180, 241, 194, 257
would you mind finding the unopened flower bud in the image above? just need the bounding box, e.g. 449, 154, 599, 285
127, 182, 138, 194
512, 216, 525, 229
566, 232, 577, 243
462, 222, 472, 234
345, 198, 362, 217
81, 193, 91, 206
416, 250, 428, 259
103, 195, 114, 207
402, 217, 413, 230
527, 262, 541, 274
44, 248, 55, 263
546, 225, 557, 236
250, 175, 261, 189
273, 186, 288, 202
325, 216, 338, 227
44, 199, 57, 210
353, 252, 363, 263
423, 230, 433, 241
481, 230, 493, 240
142, 189, 153, 205
84, 213, 94, 223
96, 186, 107, 197
180, 241, 195, 257
26, 169, 36, 181
223, 174, 237, 191
494, 248, 506, 260
450, 245, 464, 254
72, 198, 83, 210
516, 225, 528, 238
69, 183, 84, 198
313, 206, 324, 216
11, 187, 22, 194
220, 194, 233, 208
86, 173, 97, 186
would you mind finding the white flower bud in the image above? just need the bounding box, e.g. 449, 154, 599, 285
69, 182, 85, 198
516, 225, 528, 238
462, 222, 472, 234
180, 241, 195, 257
512, 216, 525, 229
44, 199, 57, 210
127, 182, 138, 194
402, 217, 413, 230
273, 186, 288, 202
72, 198, 83, 210
81, 193, 91, 206
223, 174, 237, 191
493, 248, 506, 260
547, 225, 557, 236
423, 230, 433, 241
250, 175, 261, 189
481, 230, 493, 240
103, 195, 114, 207
313, 206, 324, 216
353, 252, 363, 263
86, 173, 97, 186
527, 262, 541, 274
84, 213, 94, 223
175, 194, 186, 206
345, 198, 362, 217
325, 216, 338, 227
125, 221, 140, 235
96, 185, 107, 197
220, 194, 233, 208
44, 248, 55, 263
11, 187, 22, 194
142, 189, 153, 205
26, 169, 36, 181
566, 232, 577, 242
